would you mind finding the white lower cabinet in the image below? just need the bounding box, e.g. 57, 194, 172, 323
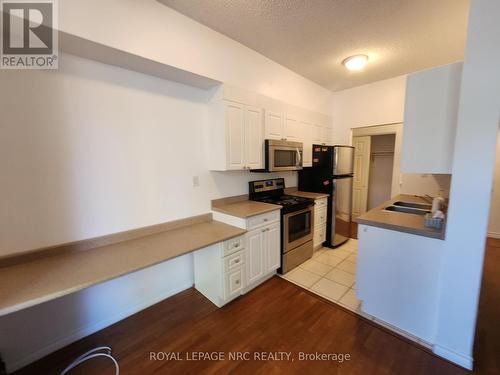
246, 228, 265, 285
313, 197, 328, 249
224, 266, 245, 301
206, 209, 281, 305
193, 236, 247, 308
245, 221, 280, 289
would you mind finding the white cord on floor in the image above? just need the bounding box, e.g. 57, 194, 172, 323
60, 346, 119, 375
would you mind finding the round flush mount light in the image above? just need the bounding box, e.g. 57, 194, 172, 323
342, 54, 369, 71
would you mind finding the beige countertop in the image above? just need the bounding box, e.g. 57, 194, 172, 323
285, 188, 329, 200
355, 194, 445, 240
0, 218, 246, 317
211, 195, 281, 218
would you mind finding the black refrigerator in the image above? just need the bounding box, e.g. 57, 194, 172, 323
298, 145, 355, 248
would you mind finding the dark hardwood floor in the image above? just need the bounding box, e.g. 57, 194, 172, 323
13, 239, 499, 375
474, 237, 500, 374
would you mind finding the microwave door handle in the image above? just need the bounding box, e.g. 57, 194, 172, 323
296, 148, 301, 167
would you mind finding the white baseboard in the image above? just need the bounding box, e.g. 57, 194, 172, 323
433, 344, 473, 370
487, 231, 500, 239
8, 282, 193, 373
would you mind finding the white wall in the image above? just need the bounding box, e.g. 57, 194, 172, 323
2, 2, 334, 368
0, 254, 193, 371
332, 76, 451, 197
0, 47, 303, 370
488, 131, 500, 237
332, 75, 407, 145
59, 0, 332, 115
434, 1, 500, 369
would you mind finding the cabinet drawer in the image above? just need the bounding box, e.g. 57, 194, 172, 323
223, 250, 245, 271
314, 206, 327, 225
246, 210, 280, 230
314, 224, 326, 247
224, 267, 244, 301
315, 197, 327, 208
224, 235, 245, 256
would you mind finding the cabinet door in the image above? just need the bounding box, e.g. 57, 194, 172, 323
402, 62, 462, 173
225, 101, 246, 169
321, 126, 332, 145
312, 124, 323, 144
246, 228, 265, 285
264, 110, 284, 140
284, 116, 301, 142
224, 267, 244, 302
244, 105, 264, 169
264, 222, 281, 273
300, 121, 313, 167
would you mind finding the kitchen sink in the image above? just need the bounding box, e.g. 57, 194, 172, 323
393, 201, 432, 210
384, 205, 430, 215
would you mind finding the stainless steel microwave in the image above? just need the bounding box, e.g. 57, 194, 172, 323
260, 139, 303, 172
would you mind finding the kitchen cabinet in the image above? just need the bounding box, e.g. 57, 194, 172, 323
356, 224, 444, 344
208, 85, 332, 170
246, 221, 280, 286
313, 197, 327, 248
264, 111, 302, 142
402, 62, 462, 174
300, 120, 313, 167
246, 227, 265, 284
212, 209, 281, 291
264, 110, 285, 140
264, 103, 305, 142
321, 125, 333, 145
193, 235, 246, 307
209, 98, 264, 171
284, 115, 301, 142
312, 123, 323, 144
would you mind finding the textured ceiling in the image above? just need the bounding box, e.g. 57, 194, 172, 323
158, 0, 469, 92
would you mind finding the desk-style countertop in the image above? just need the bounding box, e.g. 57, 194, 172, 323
0, 215, 246, 317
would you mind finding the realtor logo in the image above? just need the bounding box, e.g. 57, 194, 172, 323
1, 0, 58, 69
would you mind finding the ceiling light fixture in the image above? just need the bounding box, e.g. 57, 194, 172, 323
342, 54, 369, 71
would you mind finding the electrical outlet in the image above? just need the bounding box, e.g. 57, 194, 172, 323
192, 176, 200, 187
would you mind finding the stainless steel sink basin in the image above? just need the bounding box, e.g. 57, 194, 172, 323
384, 205, 430, 215
393, 201, 432, 210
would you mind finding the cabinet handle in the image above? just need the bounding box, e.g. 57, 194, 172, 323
234, 259, 240, 264
262, 229, 266, 233
263, 218, 268, 222
235, 280, 240, 285
233, 243, 239, 248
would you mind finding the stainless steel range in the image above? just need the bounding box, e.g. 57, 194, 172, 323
249, 178, 315, 274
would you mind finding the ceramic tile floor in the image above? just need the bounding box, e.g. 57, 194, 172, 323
281, 240, 433, 348
282, 239, 361, 313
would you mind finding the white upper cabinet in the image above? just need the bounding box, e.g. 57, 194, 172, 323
284, 116, 301, 141
300, 120, 313, 167
402, 62, 463, 174
283, 105, 303, 142
312, 123, 323, 144
245, 105, 264, 169
208, 85, 332, 170
208, 86, 264, 171
225, 101, 246, 169
265, 111, 284, 140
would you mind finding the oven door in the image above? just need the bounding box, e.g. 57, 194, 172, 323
283, 207, 314, 252
268, 144, 303, 171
